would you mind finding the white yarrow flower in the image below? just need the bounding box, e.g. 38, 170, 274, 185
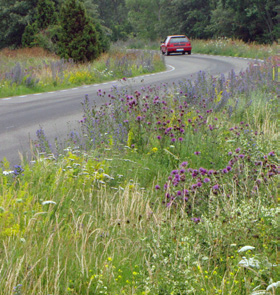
42, 200, 57, 205
238, 245, 255, 253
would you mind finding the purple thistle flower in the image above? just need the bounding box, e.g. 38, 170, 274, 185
171, 138, 176, 142
197, 182, 202, 187
171, 170, 178, 175
179, 137, 183, 141
181, 161, 188, 167
222, 168, 228, 174
155, 185, 160, 190
235, 147, 241, 153
228, 151, 232, 155
239, 154, 245, 159
180, 169, 186, 174
177, 190, 182, 196
208, 169, 214, 175
212, 184, 219, 190
194, 151, 201, 155
184, 189, 189, 195
204, 178, 210, 183
157, 135, 162, 140
226, 166, 232, 171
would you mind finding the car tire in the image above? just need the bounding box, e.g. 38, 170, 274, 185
188, 51, 191, 55
182, 51, 185, 55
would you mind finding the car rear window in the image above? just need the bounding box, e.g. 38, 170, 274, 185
170, 37, 189, 43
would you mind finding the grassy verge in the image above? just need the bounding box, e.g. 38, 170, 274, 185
0, 57, 279, 294
120, 38, 278, 60
0, 47, 165, 99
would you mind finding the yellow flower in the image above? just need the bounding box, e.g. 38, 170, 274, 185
152, 147, 158, 153
108, 257, 112, 261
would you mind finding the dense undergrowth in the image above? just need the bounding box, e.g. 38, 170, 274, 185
0, 43, 279, 294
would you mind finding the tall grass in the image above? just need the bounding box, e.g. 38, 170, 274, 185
0, 47, 165, 98
0, 56, 279, 294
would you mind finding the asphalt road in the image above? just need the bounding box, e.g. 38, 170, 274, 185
0, 53, 254, 166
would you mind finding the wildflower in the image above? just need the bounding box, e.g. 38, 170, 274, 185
177, 190, 182, 196
180, 161, 188, 167
226, 166, 232, 171
42, 200, 57, 205
235, 148, 241, 153
208, 169, 214, 175
228, 151, 232, 155
179, 137, 183, 141
222, 168, 228, 174
239, 154, 245, 159
197, 182, 202, 187
268, 151, 275, 156
155, 185, 160, 190
194, 151, 201, 155
204, 178, 210, 183
171, 138, 176, 142
212, 184, 219, 190
157, 135, 162, 140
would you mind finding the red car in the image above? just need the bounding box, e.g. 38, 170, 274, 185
161, 35, 192, 55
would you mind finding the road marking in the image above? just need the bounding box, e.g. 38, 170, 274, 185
3, 98, 11, 100
34, 93, 42, 96
19, 95, 27, 98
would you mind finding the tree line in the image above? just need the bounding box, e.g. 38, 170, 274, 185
0, 0, 279, 61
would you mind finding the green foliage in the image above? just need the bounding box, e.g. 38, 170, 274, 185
0, 0, 38, 49
36, 0, 57, 30
58, 0, 101, 62
21, 22, 39, 48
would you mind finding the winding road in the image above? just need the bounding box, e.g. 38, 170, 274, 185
0, 54, 255, 166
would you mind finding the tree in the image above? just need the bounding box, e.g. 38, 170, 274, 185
36, 0, 57, 30
0, 0, 38, 49
58, 0, 102, 62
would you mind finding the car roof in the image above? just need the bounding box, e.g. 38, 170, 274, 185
168, 35, 187, 38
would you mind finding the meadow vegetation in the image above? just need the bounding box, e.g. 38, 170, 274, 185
0, 47, 165, 99
0, 43, 279, 294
